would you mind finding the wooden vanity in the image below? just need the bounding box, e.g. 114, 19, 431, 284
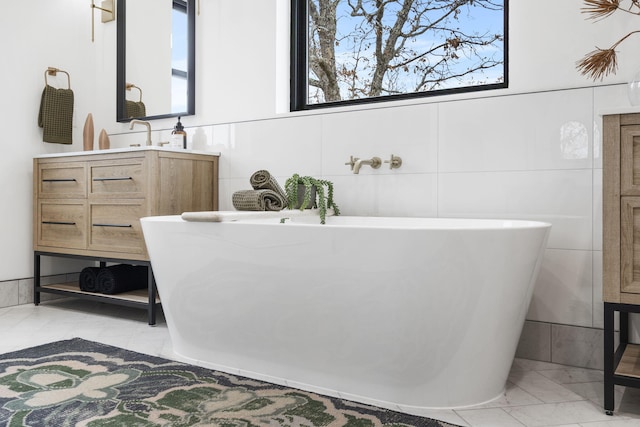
33, 147, 219, 324
603, 112, 640, 414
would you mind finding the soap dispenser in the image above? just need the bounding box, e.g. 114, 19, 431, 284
171, 117, 187, 149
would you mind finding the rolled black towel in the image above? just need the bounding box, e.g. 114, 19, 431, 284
96, 264, 148, 295
79, 267, 101, 292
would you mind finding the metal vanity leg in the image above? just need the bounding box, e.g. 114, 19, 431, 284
147, 265, 156, 326
33, 252, 41, 306
604, 302, 615, 415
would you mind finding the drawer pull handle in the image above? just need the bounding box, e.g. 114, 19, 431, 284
92, 177, 133, 182
43, 178, 77, 182
92, 223, 133, 228
42, 221, 77, 226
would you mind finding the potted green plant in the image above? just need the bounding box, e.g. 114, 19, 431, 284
284, 174, 340, 224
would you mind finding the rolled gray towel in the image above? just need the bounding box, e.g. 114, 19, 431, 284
232, 189, 286, 211
79, 267, 100, 292
96, 264, 148, 295
249, 170, 287, 201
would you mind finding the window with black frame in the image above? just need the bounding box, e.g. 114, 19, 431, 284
291, 0, 508, 111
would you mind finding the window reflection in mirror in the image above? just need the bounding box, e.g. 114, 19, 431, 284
172, 1, 188, 113
117, 0, 195, 122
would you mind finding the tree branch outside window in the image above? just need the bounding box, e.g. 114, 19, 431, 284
292, 0, 508, 110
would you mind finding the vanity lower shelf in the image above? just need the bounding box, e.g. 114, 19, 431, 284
34, 251, 160, 325
37, 282, 159, 305
615, 343, 640, 379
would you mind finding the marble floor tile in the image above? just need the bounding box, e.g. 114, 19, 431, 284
581, 420, 640, 426
473, 381, 543, 408
1, 299, 640, 427
507, 370, 586, 403
456, 407, 524, 426
537, 367, 604, 384
503, 401, 617, 426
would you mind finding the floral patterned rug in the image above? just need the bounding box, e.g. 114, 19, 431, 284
0, 338, 461, 426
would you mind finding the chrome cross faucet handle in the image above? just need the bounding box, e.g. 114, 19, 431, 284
384, 154, 403, 170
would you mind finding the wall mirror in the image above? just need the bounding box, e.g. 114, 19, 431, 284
116, 0, 195, 122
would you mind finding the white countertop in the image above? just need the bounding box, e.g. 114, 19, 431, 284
34, 145, 221, 159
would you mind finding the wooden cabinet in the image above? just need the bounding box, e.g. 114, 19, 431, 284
603, 112, 640, 415
33, 148, 219, 324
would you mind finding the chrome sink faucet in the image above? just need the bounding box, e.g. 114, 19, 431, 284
129, 119, 152, 146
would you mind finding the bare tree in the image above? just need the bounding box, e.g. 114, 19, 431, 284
309, 0, 341, 102
307, 0, 505, 103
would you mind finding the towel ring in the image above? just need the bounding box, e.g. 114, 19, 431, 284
45, 67, 71, 89
126, 83, 143, 102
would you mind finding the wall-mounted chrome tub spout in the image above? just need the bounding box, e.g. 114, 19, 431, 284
352, 156, 381, 174
384, 154, 403, 170
129, 119, 152, 146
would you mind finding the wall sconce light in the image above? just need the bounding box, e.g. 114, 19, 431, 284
91, 0, 115, 42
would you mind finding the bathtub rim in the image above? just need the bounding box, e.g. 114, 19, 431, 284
142, 213, 552, 231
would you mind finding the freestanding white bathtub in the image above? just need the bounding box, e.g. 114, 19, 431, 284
140, 213, 550, 414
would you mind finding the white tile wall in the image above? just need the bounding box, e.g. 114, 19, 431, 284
593, 251, 606, 330
438, 89, 593, 173
219, 117, 324, 180
527, 249, 593, 327
438, 170, 593, 250
320, 104, 439, 176
594, 168, 603, 251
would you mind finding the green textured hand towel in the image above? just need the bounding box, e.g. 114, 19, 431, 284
125, 100, 147, 118
38, 85, 74, 144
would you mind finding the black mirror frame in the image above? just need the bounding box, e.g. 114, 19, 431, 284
116, 0, 196, 122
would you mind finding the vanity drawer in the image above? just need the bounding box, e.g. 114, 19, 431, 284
621, 125, 640, 196
621, 197, 640, 294
38, 163, 86, 198
89, 159, 147, 198
88, 202, 147, 255
37, 201, 87, 249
